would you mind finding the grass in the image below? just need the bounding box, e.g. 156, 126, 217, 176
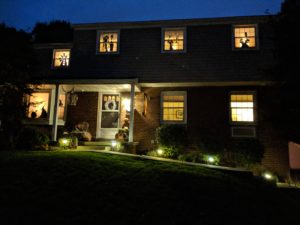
0, 151, 299, 225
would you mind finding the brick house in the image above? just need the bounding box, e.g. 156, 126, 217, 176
27, 15, 290, 178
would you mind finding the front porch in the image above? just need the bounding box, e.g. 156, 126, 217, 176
26, 79, 140, 144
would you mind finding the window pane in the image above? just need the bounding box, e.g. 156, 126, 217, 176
234, 26, 256, 49
58, 94, 66, 120
27, 92, 50, 119
162, 93, 186, 122
101, 112, 119, 128
230, 94, 254, 122
53, 50, 70, 68
164, 29, 185, 51
99, 32, 118, 53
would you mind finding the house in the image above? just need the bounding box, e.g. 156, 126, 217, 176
27, 15, 290, 179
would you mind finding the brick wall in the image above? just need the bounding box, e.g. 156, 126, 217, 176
66, 92, 98, 139
133, 86, 289, 177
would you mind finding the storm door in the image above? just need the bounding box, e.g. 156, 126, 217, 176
98, 93, 120, 139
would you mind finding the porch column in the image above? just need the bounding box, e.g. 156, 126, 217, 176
51, 84, 60, 141
129, 83, 135, 142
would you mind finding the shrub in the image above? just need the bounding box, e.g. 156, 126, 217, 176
224, 139, 265, 168
16, 127, 50, 150
196, 136, 224, 155
156, 124, 188, 158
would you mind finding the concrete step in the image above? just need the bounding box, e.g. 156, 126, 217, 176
76, 145, 111, 151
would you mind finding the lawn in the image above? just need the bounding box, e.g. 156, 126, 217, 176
0, 151, 299, 225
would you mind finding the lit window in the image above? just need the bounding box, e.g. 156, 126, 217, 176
233, 25, 257, 49
162, 28, 185, 52
52, 49, 71, 68
230, 94, 255, 122
161, 92, 186, 123
27, 92, 50, 119
58, 94, 66, 120
98, 31, 119, 53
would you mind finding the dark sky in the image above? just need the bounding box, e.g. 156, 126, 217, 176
0, 0, 283, 31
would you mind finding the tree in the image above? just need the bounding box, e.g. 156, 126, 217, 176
266, 0, 300, 142
0, 24, 34, 149
32, 20, 73, 43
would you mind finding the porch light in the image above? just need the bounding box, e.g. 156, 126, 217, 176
157, 149, 164, 155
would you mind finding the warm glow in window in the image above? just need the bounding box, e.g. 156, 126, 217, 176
27, 92, 50, 119
99, 31, 119, 53
58, 94, 66, 120
162, 94, 185, 122
230, 94, 254, 122
163, 28, 185, 51
234, 26, 256, 49
53, 49, 70, 68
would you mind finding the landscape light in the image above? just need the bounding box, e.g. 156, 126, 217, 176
207, 156, 215, 163
263, 172, 273, 180
111, 140, 117, 147
157, 149, 164, 155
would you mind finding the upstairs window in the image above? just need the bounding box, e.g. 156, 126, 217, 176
233, 25, 258, 49
230, 93, 255, 123
97, 31, 119, 54
162, 28, 186, 53
52, 49, 71, 68
161, 91, 187, 124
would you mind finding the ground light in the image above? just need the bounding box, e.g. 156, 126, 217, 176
58, 138, 70, 149
111, 140, 117, 150
157, 149, 164, 156
263, 172, 274, 180
203, 155, 219, 165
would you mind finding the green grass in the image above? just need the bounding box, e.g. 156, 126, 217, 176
0, 151, 299, 225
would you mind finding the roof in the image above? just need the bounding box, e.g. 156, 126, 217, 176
72, 15, 273, 30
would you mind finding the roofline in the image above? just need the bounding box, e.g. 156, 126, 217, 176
72, 15, 275, 30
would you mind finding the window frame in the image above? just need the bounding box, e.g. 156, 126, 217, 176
160, 91, 187, 124
96, 30, 120, 55
229, 91, 257, 125
232, 24, 259, 51
161, 27, 187, 53
51, 49, 71, 69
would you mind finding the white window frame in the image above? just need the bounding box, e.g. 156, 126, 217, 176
229, 91, 257, 125
160, 91, 187, 124
96, 30, 120, 55
161, 27, 187, 53
232, 24, 259, 51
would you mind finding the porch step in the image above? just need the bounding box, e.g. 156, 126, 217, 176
76, 145, 111, 151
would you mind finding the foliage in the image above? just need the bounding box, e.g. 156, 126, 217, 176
155, 124, 188, 158
266, 0, 300, 141
196, 135, 224, 155
223, 139, 264, 168
32, 20, 73, 43
0, 24, 34, 149
16, 128, 50, 150
178, 151, 202, 163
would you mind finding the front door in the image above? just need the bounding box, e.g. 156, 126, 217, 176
97, 93, 120, 139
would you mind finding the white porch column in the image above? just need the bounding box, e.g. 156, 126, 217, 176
51, 84, 60, 141
128, 82, 135, 142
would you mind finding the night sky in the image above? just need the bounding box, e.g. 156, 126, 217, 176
0, 0, 283, 31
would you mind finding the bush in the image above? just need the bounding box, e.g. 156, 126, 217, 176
224, 139, 265, 168
16, 128, 50, 150
156, 124, 188, 158
196, 136, 224, 155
